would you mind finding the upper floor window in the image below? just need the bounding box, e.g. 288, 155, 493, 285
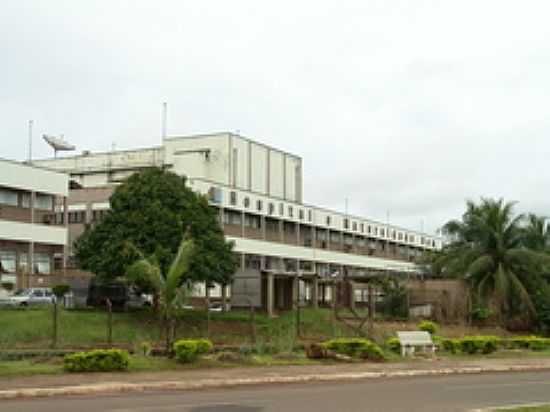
288, 206, 293, 218
0, 189, 18, 207
380, 228, 385, 237
35, 194, 53, 211
343, 218, 349, 230
352, 222, 357, 231
0, 250, 16, 273
256, 200, 262, 212
229, 191, 237, 206
299, 209, 304, 220
279, 203, 284, 216
360, 223, 364, 233
243, 197, 250, 208
307, 210, 313, 222
268, 203, 275, 215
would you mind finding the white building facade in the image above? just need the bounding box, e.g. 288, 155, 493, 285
34, 133, 440, 314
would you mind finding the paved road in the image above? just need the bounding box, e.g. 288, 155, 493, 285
4, 371, 550, 412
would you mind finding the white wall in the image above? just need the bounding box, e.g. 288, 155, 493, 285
165, 134, 231, 184
0, 159, 68, 196
0, 220, 67, 245
250, 143, 268, 194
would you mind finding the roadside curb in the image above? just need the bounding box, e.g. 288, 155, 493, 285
471, 402, 550, 411
2, 364, 550, 400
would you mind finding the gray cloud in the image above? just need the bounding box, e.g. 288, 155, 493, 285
2, 0, 549, 234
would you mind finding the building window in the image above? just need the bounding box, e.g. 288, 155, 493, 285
0, 251, 16, 273
299, 209, 304, 220
256, 200, 262, 212
307, 210, 313, 222
243, 197, 250, 208
208, 187, 222, 204
230, 191, 237, 206
279, 203, 284, 216
380, 228, 385, 237
352, 222, 357, 231
330, 231, 341, 243
326, 215, 331, 226
244, 214, 261, 229
244, 254, 261, 270
288, 206, 293, 218
34, 253, 51, 275
268, 203, 275, 215
35, 194, 53, 210
0, 189, 18, 207
69, 211, 86, 224
360, 223, 364, 233
343, 218, 349, 230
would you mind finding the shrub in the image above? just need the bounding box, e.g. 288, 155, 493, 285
441, 338, 460, 354
507, 336, 550, 351
174, 339, 214, 363
322, 338, 386, 361
195, 339, 214, 355
418, 321, 438, 335
385, 337, 401, 354
458, 336, 500, 354
64, 349, 129, 372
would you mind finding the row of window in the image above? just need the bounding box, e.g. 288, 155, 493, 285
223, 189, 435, 248
0, 251, 52, 275
54, 210, 109, 225
0, 188, 54, 210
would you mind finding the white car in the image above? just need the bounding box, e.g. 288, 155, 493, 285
0, 288, 55, 307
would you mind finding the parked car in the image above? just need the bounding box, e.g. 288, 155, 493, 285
0, 288, 55, 307
87, 280, 153, 309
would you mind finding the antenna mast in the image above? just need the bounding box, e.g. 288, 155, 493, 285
162, 102, 167, 140
28, 120, 33, 163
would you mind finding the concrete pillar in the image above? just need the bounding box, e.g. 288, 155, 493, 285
63, 196, 68, 272
311, 277, 319, 309
267, 272, 274, 318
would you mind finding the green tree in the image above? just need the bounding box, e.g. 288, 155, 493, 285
126, 238, 195, 351
522, 214, 550, 252
75, 168, 238, 287
435, 198, 550, 324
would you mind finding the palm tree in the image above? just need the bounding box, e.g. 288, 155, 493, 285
126, 238, 195, 352
522, 214, 550, 252
435, 198, 549, 324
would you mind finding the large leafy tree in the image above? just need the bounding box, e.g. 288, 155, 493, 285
435, 198, 550, 323
75, 168, 238, 286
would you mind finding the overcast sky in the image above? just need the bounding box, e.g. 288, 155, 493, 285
2, 1, 549, 234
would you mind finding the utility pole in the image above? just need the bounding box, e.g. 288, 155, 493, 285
162, 102, 167, 140
28, 120, 33, 163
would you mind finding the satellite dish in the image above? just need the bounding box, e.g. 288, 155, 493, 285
43, 135, 76, 158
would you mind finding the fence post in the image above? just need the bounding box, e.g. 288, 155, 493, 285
106, 298, 113, 346
51, 300, 58, 349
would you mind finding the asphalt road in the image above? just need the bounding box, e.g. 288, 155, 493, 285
4, 371, 550, 412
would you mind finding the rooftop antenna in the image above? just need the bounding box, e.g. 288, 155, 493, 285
43, 134, 76, 158
162, 102, 167, 140
28, 120, 33, 163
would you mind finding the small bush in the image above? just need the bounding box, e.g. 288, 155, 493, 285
64, 349, 129, 372
322, 338, 386, 361
195, 339, 214, 355
385, 337, 401, 354
174, 339, 213, 363
418, 321, 438, 335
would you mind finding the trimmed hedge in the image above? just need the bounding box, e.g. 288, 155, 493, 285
506, 336, 550, 351
64, 349, 129, 372
459, 336, 500, 354
322, 338, 386, 362
174, 339, 214, 363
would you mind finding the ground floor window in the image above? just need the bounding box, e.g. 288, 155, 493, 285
0, 251, 16, 273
